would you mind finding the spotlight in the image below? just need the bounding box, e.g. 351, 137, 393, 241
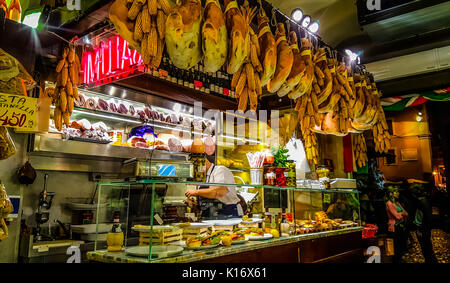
301, 15, 311, 28
22, 12, 41, 29
308, 21, 319, 33
416, 115, 423, 122
345, 49, 358, 62
418, 112, 423, 116
291, 9, 303, 23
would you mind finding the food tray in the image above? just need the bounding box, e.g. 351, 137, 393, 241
238, 222, 260, 228
126, 245, 184, 258
240, 218, 263, 224
245, 233, 273, 241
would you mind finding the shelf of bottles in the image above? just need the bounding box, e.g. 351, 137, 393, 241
149, 55, 237, 102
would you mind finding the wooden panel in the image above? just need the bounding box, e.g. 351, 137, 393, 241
299, 231, 363, 263
114, 74, 238, 111
199, 243, 299, 263
312, 249, 364, 263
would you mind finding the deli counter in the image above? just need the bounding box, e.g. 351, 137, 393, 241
86, 180, 363, 263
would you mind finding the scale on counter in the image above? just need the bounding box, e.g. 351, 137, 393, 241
122, 151, 193, 180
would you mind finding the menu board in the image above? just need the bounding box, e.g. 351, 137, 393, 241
0, 93, 37, 130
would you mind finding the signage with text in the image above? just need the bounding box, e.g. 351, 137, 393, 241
0, 93, 37, 130
82, 35, 144, 87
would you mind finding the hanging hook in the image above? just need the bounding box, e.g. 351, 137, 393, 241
270, 7, 277, 27
286, 19, 290, 34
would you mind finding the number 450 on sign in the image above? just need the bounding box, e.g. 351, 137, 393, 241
0, 93, 37, 130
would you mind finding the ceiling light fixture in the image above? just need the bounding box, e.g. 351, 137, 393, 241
301, 15, 311, 28
291, 9, 303, 23
308, 21, 320, 33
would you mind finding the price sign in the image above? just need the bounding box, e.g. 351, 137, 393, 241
0, 93, 37, 130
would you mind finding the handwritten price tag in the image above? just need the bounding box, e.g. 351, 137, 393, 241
0, 93, 37, 130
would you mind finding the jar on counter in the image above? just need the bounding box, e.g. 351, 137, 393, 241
316, 165, 330, 189
285, 160, 296, 187
263, 164, 276, 186
190, 155, 206, 182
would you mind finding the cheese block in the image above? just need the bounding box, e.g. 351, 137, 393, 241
165, 0, 203, 70
202, 0, 228, 73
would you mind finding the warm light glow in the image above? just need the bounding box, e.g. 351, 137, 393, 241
433, 171, 438, 175
416, 116, 423, 122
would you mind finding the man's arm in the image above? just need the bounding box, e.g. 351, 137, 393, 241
185, 186, 228, 199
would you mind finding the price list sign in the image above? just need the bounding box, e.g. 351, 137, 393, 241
0, 93, 37, 130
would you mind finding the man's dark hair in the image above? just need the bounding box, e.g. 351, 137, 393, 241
205, 154, 215, 164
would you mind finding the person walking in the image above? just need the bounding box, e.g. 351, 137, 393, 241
385, 186, 409, 263
409, 183, 438, 263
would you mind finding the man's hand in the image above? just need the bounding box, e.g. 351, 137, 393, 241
185, 190, 198, 197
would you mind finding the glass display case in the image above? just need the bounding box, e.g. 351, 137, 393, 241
91, 180, 361, 262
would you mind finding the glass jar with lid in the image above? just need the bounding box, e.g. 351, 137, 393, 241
263, 163, 276, 186
285, 160, 296, 187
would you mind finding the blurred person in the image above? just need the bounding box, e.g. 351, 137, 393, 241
385, 186, 409, 263
409, 183, 438, 263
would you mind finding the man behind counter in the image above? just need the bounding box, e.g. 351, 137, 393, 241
185, 154, 244, 218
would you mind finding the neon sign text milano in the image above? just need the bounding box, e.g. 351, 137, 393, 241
82, 35, 144, 86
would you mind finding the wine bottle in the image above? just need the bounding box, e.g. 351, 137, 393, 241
205, 75, 211, 94
210, 72, 216, 95
182, 69, 188, 87
189, 69, 194, 89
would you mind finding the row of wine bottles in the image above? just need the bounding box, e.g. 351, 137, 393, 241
148, 55, 236, 100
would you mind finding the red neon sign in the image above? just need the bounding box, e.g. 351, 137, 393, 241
82, 35, 144, 86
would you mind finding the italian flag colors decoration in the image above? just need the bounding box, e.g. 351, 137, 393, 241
382, 87, 450, 111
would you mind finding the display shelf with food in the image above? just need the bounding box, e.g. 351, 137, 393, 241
88, 179, 361, 262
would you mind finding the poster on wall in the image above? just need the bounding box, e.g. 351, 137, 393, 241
401, 148, 418, 161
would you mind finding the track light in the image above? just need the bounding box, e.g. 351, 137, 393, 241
291, 9, 303, 23
301, 15, 311, 28
308, 21, 319, 33
22, 12, 41, 29
345, 49, 359, 62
